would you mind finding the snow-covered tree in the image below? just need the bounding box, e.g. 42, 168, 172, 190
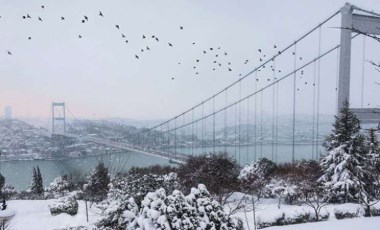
239, 158, 276, 199
30, 166, 44, 196
319, 101, 368, 203
96, 183, 139, 229
83, 161, 110, 203
46, 175, 74, 198
367, 128, 379, 156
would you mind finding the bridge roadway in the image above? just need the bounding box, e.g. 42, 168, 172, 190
62, 133, 189, 163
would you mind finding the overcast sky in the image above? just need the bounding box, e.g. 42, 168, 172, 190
1, 0, 379, 120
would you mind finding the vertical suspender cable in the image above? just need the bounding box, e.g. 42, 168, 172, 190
213, 97, 216, 154
239, 80, 242, 164
174, 118, 177, 158
275, 68, 279, 163
234, 103, 237, 159
312, 61, 317, 160
225, 90, 228, 153
202, 103, 205, 154
260, 90, 263, 159
192, 109, 194, 156
247, 98, 250, 163
361, 36, 366, 108
272, 59, 276, 161
316, 26, 322, 160
292, 42, 297, 163
254, 72, 258, 161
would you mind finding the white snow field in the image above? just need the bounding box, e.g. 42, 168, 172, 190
266, 217, 380, 230
5, 200, 100, 230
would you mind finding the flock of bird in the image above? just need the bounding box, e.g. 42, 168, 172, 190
0, 3, 323, 92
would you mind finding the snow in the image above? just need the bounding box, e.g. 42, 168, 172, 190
266, 216, 380, 230
5, 200, 101, 230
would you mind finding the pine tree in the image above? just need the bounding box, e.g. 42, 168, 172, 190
30, 166, 44, 196
319, 101, 367, 203
36, 166, 44, 195
367, 128, 379, 155
83, 161, 110, 203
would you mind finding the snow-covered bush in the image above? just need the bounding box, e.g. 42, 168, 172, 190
49, 196, 79, 216
334, 206, 362, 219
96, 183, 139, 229
83, 162, 110, 203
124, 184, 241, 230
45, 175, 74, 199
2, 184, 17, 199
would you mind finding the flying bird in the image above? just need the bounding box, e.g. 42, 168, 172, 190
210, 48, 213, 51
203, 50, 206, 54
78, 35, 82, 38
23, 16, 26, 19
38, 17, 42, 21
180, 26, 183, 30
125, 40, 128, 43
228, 68, 232, 71
274, 45, 277, 48
115, 25, 120, 30
196, 59, 199, 62
122, 34, 126, 38
27, 14, 31, 19
260, 58, 262, 61
84, 15, 88, 21
168, 42, 173, 47
224, 52, 227, 56
7, 51, 12, 55
146, 46, 150, 50
244, 60, 249, 64
41, 5, 45, 9
141, 49, 144, 52
99, 11, 103, 17
172, 77, 175, 80
135, 55, 139, 59
61, 17, 65, 20
142, 35, 146, 39
192, 42, 195, 45
155, 37, 159, 42
258, 49, 262, 53
28, 37, 31, 40
82, 20, 85, 23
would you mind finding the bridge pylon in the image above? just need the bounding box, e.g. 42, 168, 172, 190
51, 102, 66, 134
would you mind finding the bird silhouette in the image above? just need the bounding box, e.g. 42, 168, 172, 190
125, 40, 128, 43
27, 14, 31, 19
267, 79, 270, 81
213, 61, 217, 63
228, 68, 232, 71
122, 34, 126, 38
155, 37, 159, 42
228, 62, 231, 65
256, 79, 259, 81
213, 68, 216, 71
41, 5, 44, 9
218, 47, 221, 50
115, 25, 120, 30
84, 15, 88, 21
305, 82, 308, 85
168, 42, 173, 47
151, 35, 155, 38
210, 48, 213, 51
224, 52, 227, 56
172, 77, 175, 80
274, 45, 277, 48
192, 42, 195, 45
146, 46, 150, 51
196, 72, 199, 75
61, 17, 65, 20
218, 63, 222, 67
180, 26, 183, 30
258, 49, 262, 53
23, 16, 26, 19
215, 54, 218, 57
193, 66, 196, 69
7, 51, 12, 55
99, 11, 104, 17
196, 59, 199, 62
38, 17, 42, 21
82, 20, 85, 23
135, 55, 139, 59
78, 35, 82, 38
244, 60, 249, 64
28, 37, 31, 40
142, 35, 146, 39
278, 51, 282, 54
141, 49, 144, 52
297, 88, 300, 91
292, 52, 295, 55
299, 57, 303, 60
260, 58, 262, 61
178, 62, 181, 65
203, 50, 206, 54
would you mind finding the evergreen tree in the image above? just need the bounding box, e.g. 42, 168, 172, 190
0, 173, 5, 198
367, 128, 379, 155
30, 166, 44, 196
319, 101, 367, 203
36, 166, 44, 194
83, 161, 110, 203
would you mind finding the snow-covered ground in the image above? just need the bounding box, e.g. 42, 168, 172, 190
266, 217, 380, 230
5, 200, 101, 230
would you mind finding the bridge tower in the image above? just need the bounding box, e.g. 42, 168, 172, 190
338, 3, 380, 112
51, 102, 66, 134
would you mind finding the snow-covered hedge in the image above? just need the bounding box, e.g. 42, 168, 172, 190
49, 196, 79, 216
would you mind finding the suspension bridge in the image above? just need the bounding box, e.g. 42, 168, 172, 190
47, 3, 380, 164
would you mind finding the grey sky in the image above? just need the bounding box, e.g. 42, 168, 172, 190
1, 0, 379, 120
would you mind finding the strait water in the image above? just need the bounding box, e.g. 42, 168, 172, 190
1, 143, 323, 190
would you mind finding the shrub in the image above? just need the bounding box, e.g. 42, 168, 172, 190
49, 196, 78, 216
